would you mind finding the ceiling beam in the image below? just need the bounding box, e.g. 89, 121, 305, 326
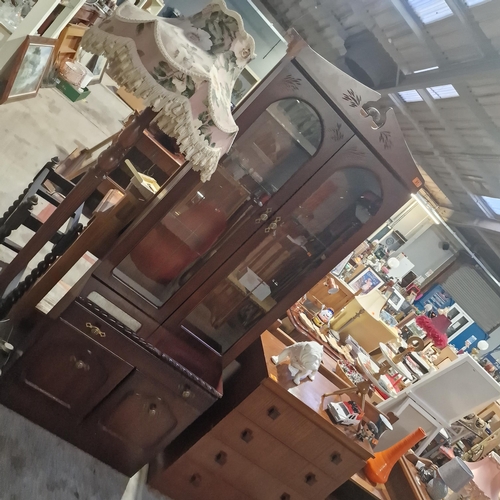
416, 88, 500, 198
475, 229, 500, 262
376, 55, 500, 94
438, 207, 500, 233
388, 93, 484, 212
443, 0, 497, 58
388, 0, 448, 66
453, 82, 500, 145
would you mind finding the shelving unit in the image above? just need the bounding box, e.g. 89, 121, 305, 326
54, 23, 87, 69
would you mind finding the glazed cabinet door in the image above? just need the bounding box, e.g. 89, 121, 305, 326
164, 137, 412, 362
95, 60, 354, 322
11, 320, 133, 419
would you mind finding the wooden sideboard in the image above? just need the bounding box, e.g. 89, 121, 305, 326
0, 289, 222, 476
149, 331, 374, 499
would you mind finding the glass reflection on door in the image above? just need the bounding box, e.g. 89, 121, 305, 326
112, 99, 323, 307
182, 168, 383, 353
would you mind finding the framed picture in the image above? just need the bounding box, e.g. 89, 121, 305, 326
231, 67, 259, 106
387, 289, 405, 310
348, 267, 384, 294
0, 36, 56, 104
76, 48, 108, 85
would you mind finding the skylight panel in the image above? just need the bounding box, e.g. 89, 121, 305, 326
482, 196, 500, 215
407, 0, 453, 24
426, 84, 459, 99
398, 90, 424, 102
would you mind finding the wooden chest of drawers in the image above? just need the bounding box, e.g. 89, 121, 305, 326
149, 331, 373, 500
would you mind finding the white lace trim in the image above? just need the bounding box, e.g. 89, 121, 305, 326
204, 0, 256, 59
112, 0, 254, 134
82, 26, 222, 182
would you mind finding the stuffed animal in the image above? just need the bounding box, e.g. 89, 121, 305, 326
271, 341, 324, 385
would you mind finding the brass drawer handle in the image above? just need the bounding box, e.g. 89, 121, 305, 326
305, 473, 317, 486
241, 428, 254, 443
86, 322, 106, 338
331, 452, 343, 464
189, 473, 201, 487
70, 355, 90, 371
280, 494, 291, 500
267, 406, 281, 420
215, 451, 227, 466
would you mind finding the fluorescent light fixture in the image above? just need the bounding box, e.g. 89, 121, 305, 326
398, 90, 424, 102
414, 66, 439, 73
426, 84, 459, 99
407, 0, 453, 24
482, 196, 500, 215
411, 193, 441, 224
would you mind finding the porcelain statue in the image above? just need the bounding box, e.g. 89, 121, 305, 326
271, 341, 324, 385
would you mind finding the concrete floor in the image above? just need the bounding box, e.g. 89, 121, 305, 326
0, 83, 171, 500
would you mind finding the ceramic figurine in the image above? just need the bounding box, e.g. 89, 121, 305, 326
312, 305, 335, 327
271, 341, 324, 385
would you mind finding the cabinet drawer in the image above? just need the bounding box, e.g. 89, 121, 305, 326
187, 435, 308, 500
18, 320, 133, 420
154, 456, 249, 500
61, 301, 217, 414
238, 386, 363, 479
212, 410, 334, 499
61, 301, 136, 354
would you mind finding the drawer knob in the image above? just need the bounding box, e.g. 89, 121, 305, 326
305, 473, 317, 486
280, 494, 291, 500
86, 322, 106, 338
267, 406, 281, 420
189, 473, 201, 487
178, 384, 193, 399
331, 452, 343, 464
241, 428, 254, 443
70, 355, 90, 371
215, 451, 227, 466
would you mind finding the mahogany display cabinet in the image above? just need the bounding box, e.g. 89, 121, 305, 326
0, 44, 423, 476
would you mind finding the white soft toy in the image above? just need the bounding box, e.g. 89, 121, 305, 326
271, 341, 324, 385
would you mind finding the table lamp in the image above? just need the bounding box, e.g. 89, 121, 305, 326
336, 289, 388, 335
355, 290, 388, 321
81, 0, 256, 181
426, 457, 474, 500
462, 452, 500, 500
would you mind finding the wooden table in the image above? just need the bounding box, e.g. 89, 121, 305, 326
336, 457, 431, 500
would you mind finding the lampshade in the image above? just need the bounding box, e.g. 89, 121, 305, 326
438, 457, 474, 492
477, 340, 490, 351
355, 290, 387, 321
81, 0, 255, 181
465, 452, 500, 500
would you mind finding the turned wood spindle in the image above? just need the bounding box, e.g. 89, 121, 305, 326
0, 107, 158, 296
